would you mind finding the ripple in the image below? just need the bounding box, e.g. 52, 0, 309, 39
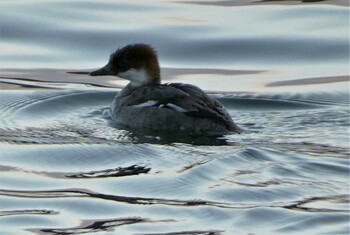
0, 209, 57, 217
66, 165, 151, 179
34, 217, 164, 235
0, 1, 349, 234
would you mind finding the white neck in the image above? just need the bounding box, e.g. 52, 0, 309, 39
118, 68, 151, 87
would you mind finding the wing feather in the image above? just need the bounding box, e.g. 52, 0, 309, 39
125, 83, 234, 129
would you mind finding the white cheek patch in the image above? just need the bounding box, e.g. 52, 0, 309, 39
118, 68, 148, 85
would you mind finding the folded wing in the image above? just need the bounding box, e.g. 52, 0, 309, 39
126, 83, 235, 130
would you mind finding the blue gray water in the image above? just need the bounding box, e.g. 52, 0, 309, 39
0, 0, 349, 234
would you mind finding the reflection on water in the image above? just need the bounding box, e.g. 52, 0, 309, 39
0, 86, 348, 234
0, 0, 349, 234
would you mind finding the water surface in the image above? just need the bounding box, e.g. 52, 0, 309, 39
0, 0, 349, 234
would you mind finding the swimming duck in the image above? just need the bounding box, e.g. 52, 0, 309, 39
90, 44, 240, 136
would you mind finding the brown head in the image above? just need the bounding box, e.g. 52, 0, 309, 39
90, 44, 161, 87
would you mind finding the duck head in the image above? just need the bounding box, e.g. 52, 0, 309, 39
90, 44, 161, 87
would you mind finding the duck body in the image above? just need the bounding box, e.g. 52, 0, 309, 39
90, 44, 240, 136
110, 82, 239, 136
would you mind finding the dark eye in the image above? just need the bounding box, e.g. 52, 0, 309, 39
118, 59, 128, 69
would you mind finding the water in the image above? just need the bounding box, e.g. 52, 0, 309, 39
0, 0, 349, 234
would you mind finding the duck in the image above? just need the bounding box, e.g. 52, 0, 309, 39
89, 44, 241, 136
